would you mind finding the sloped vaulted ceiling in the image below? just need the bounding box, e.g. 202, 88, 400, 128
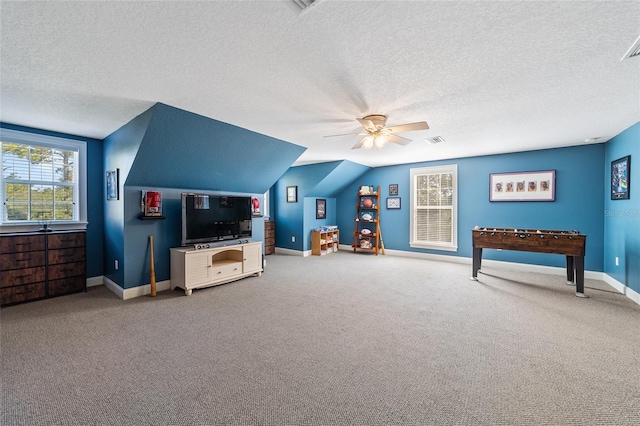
126, 103, 306, 193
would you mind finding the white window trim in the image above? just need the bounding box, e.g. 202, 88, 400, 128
263, 189, 270, 220
409, 164, 458, 252
0, 128, 87, 233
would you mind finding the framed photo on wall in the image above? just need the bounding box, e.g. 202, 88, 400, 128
286, 186, 297, 203
316, 199, 326, 219
106, 169, 119, 200
387, 197, 401, 209
611, 155, 630, 200
389, 184, 398, 195
489, 170, 555, 202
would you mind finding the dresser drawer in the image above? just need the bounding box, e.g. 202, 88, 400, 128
1, 282, 46, 305
1, 266, 47, 287
264, 221, 275, 231
1, 251, 46, 270
48, 232, 85, 249
49, 262, 85, 280
0, 235, 45, 254
48, 276, 86, 296
48, 248, 86, 265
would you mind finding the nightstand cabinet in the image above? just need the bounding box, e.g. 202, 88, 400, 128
0, 231, 86, 306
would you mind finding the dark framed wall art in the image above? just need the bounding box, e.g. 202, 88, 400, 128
286, 186, 297, 203
611, 155, 630, 200
316, 199, 326, 219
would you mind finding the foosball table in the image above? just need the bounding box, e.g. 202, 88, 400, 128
470, 228, 588, 297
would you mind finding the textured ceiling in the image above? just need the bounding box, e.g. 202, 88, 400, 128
1, 1, 639, 167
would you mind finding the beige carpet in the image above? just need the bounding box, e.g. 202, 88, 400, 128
2, 252, 639, 425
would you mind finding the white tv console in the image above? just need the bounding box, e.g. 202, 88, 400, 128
170, 241, 262, 296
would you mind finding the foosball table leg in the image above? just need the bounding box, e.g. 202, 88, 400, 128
470, 247, 482, 281
574, 255, 588, 298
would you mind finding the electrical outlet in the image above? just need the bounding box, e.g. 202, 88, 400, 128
615, 257, 619, 266
115, 260, 119, 270
291, 236, 295, 243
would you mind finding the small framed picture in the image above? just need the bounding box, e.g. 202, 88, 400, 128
106, 169, 119, 200
287, 186, 297, 203
611, 155, 630, 200
387, 197, 401, 209
389, 184, 398, 196
142, 190, 162, 216
316, 199, 326, 219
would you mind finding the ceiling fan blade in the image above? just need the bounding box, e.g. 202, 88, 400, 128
387, 134, 412, 146
386, 121, 429, 133
351, 136, 369, 150
323, 132, 367, 138
356, 118, 376, 131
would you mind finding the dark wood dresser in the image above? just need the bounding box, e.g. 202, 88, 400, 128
264, 220, 275, 255
0, 231, 86, 306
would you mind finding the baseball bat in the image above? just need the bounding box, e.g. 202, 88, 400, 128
378, 222, 386, 255
149, 235, 157, 297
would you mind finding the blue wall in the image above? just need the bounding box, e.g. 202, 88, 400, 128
604, 122, 639, 292
102, 107, 154, 286
5, 113, 636, 296
274, 161, 369, 252
336, 144, 606, 271
0, 123, 104, 278
104, 103, 304, 288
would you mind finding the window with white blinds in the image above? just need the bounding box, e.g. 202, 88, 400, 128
410, 164, 458, 251
0, 128, 87, 231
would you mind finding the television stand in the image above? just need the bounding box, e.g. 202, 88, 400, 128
170, 241, 262, 296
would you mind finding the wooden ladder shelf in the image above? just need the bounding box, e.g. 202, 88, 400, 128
352, 185, 384, 255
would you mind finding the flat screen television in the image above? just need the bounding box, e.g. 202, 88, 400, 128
181, 193, 252, 246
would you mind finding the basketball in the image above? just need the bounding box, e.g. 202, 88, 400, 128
363, 199, 373, 208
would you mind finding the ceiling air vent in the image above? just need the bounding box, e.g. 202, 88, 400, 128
284, 0, 322, 15
426, 136, 446, 145
621, 35, 640, 61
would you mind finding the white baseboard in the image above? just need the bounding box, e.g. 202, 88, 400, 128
103, 277, 124, 299
86, 276, 103, 288
359, 248, 639, 306
603, 274, 640, 305
274, 247, 306, 256
89, 254, 640, 307
98, 276, 171, 300
375, 248, 606, 279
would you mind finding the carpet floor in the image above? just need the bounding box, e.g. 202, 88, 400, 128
2, 252, 639, 425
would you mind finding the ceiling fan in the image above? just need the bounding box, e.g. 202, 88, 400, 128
324, 114, 429, 150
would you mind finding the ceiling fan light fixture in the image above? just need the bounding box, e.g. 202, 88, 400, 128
362, 136, 374, 150
374, 134, 387, 148
326, 113, 429, 150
